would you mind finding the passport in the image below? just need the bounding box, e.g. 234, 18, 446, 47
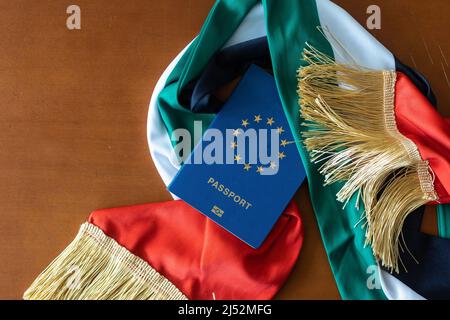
168, 65, 305, 248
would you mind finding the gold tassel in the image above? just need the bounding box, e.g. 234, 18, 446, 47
297, 44, 438, 273
23, 223, 187, 300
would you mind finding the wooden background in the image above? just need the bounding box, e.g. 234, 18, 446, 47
0, 0, 448, 300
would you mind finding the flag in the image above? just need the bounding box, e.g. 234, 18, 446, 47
148, 0, 450, 299
24, 200, 303, 300
298, 46, 450, 272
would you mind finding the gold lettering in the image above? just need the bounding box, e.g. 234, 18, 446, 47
207, 177, 253, 210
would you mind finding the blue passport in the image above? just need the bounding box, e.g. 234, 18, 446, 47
168, 65, 305, 248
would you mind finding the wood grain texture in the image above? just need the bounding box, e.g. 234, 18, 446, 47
0, 0, 447, 299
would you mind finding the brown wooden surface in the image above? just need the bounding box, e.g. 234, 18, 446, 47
0, 0, 448, 300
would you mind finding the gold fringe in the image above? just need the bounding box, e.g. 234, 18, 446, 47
23, 223, 188, 300
297, 44, 438, 273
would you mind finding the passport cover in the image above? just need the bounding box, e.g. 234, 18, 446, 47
168, 65, 305, 248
